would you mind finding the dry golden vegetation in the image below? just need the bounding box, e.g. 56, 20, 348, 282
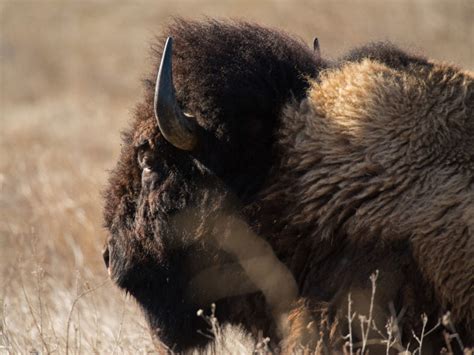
1, 1, 473, 353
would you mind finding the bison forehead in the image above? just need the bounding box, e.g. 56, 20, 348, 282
132, 114, 159, 146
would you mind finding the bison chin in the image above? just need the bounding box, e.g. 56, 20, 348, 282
133, 282, 210, 352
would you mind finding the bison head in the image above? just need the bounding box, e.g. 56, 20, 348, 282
102, 20, 320, 351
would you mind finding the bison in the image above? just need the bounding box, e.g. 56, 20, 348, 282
103, 19, 473, 353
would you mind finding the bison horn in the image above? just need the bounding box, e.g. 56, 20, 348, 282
313, 37, 320, 58
154, 37, 198, 151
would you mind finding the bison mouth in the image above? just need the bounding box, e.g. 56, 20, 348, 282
131, 276, 211, 352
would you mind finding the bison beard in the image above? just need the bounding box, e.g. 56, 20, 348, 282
103, 19, 474, 353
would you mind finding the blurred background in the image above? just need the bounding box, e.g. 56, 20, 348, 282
1, 0, 473, 353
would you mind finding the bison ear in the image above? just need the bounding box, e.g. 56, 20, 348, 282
313, 37, 320, 58
154, 37, 199, 151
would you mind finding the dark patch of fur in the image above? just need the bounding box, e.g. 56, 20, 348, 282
148, 19, 324, 201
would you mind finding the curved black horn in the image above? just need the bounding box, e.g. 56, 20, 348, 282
154, 37, 198, 151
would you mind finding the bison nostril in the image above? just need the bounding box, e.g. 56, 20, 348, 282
102, 245, 110, 269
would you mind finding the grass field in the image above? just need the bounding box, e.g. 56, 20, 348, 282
1, 0, 473, 353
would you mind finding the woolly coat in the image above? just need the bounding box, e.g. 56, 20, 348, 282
259, 59, 474, 350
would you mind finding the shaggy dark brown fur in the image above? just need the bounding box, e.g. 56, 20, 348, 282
103, 19, 473, 353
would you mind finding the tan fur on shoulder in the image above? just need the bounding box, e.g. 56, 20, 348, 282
264, 58, 473, 349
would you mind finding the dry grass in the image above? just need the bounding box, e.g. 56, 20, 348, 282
1, 0, 473, 353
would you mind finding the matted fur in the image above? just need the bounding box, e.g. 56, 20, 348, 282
103, 19, 473, 353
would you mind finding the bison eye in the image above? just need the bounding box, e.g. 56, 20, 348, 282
136, 140, 151, 169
